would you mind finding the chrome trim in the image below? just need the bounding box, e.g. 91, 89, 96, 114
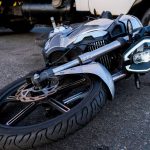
124, 39, 150, 61
53, 59, 80, 73
112, 72, 127, 82
63, 92, 87, 104
74, 30, 107, 44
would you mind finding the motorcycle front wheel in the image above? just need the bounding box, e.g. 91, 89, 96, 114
0, 72, 107, 150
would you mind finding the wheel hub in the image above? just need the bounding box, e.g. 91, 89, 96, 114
15, 78, 59, 102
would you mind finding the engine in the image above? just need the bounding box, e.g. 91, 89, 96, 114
85, 39, 121, 71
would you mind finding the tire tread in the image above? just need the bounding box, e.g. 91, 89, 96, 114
0, 77, 107, 150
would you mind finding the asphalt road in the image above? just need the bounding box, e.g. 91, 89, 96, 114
0, 27, 150, 150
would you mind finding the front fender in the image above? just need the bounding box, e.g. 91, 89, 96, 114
55, 62, 115, 99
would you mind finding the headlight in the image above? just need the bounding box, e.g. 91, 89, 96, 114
124, 38, 150, 73
133, 50, 150, 64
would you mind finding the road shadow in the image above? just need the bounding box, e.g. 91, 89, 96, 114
0, 26, 51, 36
0, 27, 14, 35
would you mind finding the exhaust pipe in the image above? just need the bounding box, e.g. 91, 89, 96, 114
22, 3, 71, 14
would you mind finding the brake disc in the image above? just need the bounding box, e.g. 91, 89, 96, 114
15, 78, 59, 102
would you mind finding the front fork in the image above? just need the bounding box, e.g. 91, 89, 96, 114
32, 37, 128, 99
36, 37, 127, 82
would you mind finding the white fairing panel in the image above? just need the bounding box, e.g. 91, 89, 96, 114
75, 0, 89, 11
75, 0, 136, 15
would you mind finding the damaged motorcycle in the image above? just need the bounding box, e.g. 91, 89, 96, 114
0, 14, 150, 149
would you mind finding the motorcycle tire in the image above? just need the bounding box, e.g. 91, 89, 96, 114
0, 73, 107, 150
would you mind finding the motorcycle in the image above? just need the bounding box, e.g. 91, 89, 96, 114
0, 14, 150, 149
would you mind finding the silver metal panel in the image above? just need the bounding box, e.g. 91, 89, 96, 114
55, 62, 115, 99
74, 30, 107, 44
119, 15, 143, 30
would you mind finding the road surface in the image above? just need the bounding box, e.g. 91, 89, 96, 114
0, 27, 150, 150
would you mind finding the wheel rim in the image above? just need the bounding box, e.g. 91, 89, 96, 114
0, 75, 92, 127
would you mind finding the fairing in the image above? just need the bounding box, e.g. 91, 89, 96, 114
43, 15, 142, 58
